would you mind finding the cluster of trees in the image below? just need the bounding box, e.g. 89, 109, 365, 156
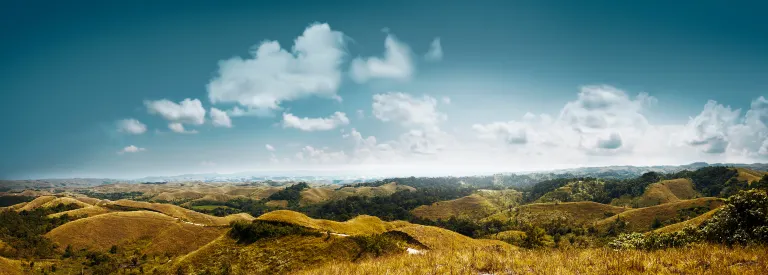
0, 195, 35, 207
0, 204, 80, 258
229, 220, 321, 244
76, 190, 145, 201
267, 182, 309, 207
609, 189, 768, 250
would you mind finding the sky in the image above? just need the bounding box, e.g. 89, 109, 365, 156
1, 0, 767, 179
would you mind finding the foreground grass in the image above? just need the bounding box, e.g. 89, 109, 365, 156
299, 244, 768, 275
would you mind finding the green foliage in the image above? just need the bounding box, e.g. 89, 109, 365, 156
76, 190, 145, 201
0, 195, 35, 207
608, 226, 701, 250
537, 179, 608, 203
228, 220, 321, 244
0, 203, 80, 258
522, 227, 547, 249
603, 172, 661, 202
267, 182, 310, 207
688, 166, 740, 197
699, 189, 768, 245
350, 233, 404, 259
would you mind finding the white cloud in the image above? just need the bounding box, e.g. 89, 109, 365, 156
168, 123, 198, 134
282, 112, 350, 131
227, 106, 275, 117
356, 109, 365, 119
210, 108, 232, 128
424, 38, 443, 62
116, 119, 147, 135
350, 33, 413, 83
200, 161, 216, 166
207, 23, 346, 112
118, 145, 145, 154
372, 92, 446, 130
296, 145, 348, 164
442, 97, 451, 104
265, 144, 275, 151
145, 98, 206, 125
682, 100, 740, 154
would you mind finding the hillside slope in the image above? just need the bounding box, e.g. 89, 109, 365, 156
412, 189, 522, 221
596, 197, 724, 233
485, 201, 628, 225
108, 199, 254, 226
45, 211, 226, 256
735, 168, 767, 184
635, 179, 698, 207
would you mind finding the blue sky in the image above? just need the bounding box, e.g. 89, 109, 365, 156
1, 1, 767, 179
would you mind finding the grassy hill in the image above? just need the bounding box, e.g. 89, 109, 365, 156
412, 189, 522, 221
108, 199, 254, 226
45, 211, 226, 256
299, 182, 416, 206
536, 179, 606, 203
595, 197, 724, 233
485, 201, 628, 225
651, 207, 722, 234
634, 179, 698, 207
166, 210, 512, 274
46, 205, 110, 219
735, 168, 767, 184
0, 256, 21, 275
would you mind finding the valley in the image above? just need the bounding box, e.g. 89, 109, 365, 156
1, 165, 767, 274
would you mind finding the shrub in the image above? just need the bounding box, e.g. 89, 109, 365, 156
350, 233, 404, 259
229, 220, 321, 244
699, 189, 768, 245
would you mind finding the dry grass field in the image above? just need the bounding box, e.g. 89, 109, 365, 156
46, 205, 110, 219
45, 211, 226, 256
0, 256, 21, 275
486, 201, 629, 225
735, 168, 768, 184
299, 182, 417, 206
596, 197, 724, 233
297, 244, 768, 275
636, 178, 698, 207
256, 210, 407, 235
412, 189, 522, 221
652, 207, 722, 234
108, 199, 252, 226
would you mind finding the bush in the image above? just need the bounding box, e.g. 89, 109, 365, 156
350, 233, 404, 259
228, 220, 321, 244
699, 189, 768, 245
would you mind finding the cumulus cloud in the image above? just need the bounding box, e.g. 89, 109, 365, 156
168, 123, 198, 134
350, 33, 413, 83
596, 132, 623, 149
442, 97, 451, 104
145, 98, 206, 125
682, 101, 740, 154
207, 23, 346, 112
356, 109, 365, 119
116, 119, 147, 135
265, 144, 275, 151
473, 121, 528, 144
210, 108, 232, 128
424, 38, 443, 62
372, 92, 446, 130
296, 145, 348, 164
282, 112, 350, 131
118, 145, 145, 154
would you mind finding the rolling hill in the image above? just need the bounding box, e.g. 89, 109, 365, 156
595, 197, 724, 233
299, 182, 416, 206
107, 199, 254, 226
45, 211, 226, 256
412, 189, 522, 221
485, 201, 629, 225
635, 178, 698, 207
735, 168, 767, 184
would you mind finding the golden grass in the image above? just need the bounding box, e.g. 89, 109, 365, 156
151, 190, 206, 202
256, 210, 406, 235
74, 196, 102, 205
297, 243, 768, 275
636, 179, 698, 207
300, 187, 336, 205
596, 197, 724, 233
45, 211, 225, 256
486, 201, 628, 225
16, 196, 57, 211
168, 233, 367, 274
0, 256, 21, 275
391, 225, 514, 251
412, 189, 522, 221
108, 199, 251, 226
39, 197, 91, 209
266, 200, 289, 208
652, 207, 722, 234
735, 168, 767, 184
412, 194, 497, 221
46, 205, 110, 219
